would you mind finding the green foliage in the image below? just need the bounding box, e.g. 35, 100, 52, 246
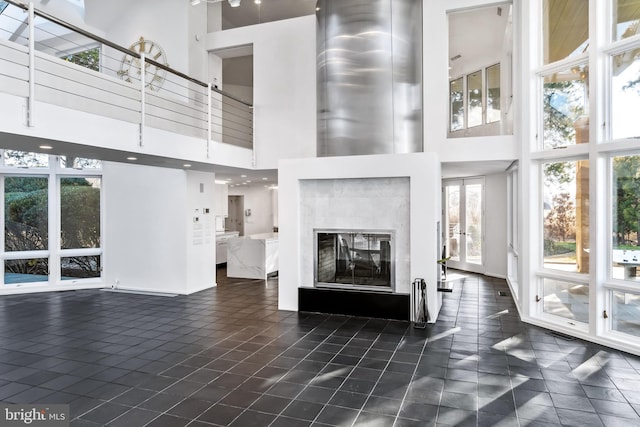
544, 161, 575, 187
544, 240, 576, 256
5, 190, 49, 251
60, 184, 100, 249
5, 178, 100, 278
5, 176, 47, 193
613, 155, 640, 246
614, 244, 640, 250
61, 177, 91, 187
62, 47, 100, 72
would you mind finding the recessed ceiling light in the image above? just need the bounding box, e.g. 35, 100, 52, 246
184, 164, 192, 168
226, 178, 232, 181
127, 157, 137, 161
241, 174, 247, 178
246, 180, 252, 183
255, 0, 261, 4
262, 177, 268, 180
39, 145, 53, 150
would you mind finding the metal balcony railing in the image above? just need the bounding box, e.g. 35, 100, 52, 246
0, 0, 253, 154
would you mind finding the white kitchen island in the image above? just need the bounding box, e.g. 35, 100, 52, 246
227, 233, 279, 280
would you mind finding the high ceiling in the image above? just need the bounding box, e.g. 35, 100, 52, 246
448, 2, 512, 79
2, 0, 551, 184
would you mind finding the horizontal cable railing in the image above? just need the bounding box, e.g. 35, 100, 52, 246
0, 0, 253, 153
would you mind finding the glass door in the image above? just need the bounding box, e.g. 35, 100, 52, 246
444, 178, 484, 273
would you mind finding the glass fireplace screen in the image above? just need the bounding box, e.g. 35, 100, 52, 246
315, 230, 393, 290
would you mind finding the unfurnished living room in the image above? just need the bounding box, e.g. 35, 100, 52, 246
2, 0, 640, 426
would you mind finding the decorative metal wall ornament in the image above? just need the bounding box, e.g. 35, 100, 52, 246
118, 36, 168, 91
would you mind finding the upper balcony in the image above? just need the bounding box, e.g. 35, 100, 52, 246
0, 0, 255, 170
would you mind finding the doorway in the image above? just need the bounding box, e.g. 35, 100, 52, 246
226, 195, 244, 236
443, 178, 485, 273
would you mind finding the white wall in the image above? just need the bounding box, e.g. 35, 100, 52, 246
186, 171, 218, 293
103, 162, 217, 294
228, 185, 275, 236
206, 16, 317, 169
484, 172, 508, 278
223, 84, 253, 103
87, 0, 190, 76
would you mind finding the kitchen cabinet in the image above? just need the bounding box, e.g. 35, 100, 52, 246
216, 231, 239, 264
227, 233, 279, 279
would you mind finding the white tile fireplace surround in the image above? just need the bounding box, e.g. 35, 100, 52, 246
301, 178, 409, 290
278, 153, 442, 322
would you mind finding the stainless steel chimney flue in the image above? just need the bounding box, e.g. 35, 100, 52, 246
316, 0, 423, 157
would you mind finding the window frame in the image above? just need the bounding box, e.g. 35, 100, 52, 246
0, 151, 103, 292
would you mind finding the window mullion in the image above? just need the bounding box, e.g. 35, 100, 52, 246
48, 172, 60, 283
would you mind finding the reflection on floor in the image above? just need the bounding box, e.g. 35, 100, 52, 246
0, 269, 639, 426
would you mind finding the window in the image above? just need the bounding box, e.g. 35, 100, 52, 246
613, 0, 640, 42
486, 64, 501, 123
447, 3, 512, 137
4, 150, 48, 168
60, 177, 100, 249
611, 290, 640, 337
61, 256, 100, 280
1, 152, 102, 289
542, 0, 589, 64
467, 70, 483, 127
612, 154, 640, 281
543, 160, 590, 274
507, 163, 519, 299
543, 278, 589, 323
59, 156, 102, 169
5, 258, 49, 284
5, 177, 48, 252
61, 46, 100, 72
449, 65, 503, 133
542, 65, 590, 149
611, 50, 640, 140
450, 77, 464, 131
531, 0, 640, 351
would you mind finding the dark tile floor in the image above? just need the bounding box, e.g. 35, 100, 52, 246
1, 270, 640, 426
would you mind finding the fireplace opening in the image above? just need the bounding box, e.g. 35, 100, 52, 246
315, 230, 394, 291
